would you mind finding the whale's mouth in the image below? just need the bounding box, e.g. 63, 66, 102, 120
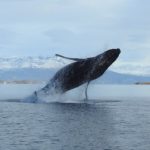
104, 48, 121, 61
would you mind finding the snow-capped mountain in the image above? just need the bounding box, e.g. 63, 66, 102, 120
0, 56, 150, 84
0, 56, 68, 69
0, 68, 150, 84
111, 63, 150, 76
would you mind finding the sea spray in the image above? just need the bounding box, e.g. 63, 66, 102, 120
22, 84, 87, 103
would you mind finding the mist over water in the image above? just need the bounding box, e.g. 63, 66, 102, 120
21, 83, 87, 103
1, 84, 150, 102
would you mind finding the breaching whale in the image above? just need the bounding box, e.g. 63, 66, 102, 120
30, 48, 121, 102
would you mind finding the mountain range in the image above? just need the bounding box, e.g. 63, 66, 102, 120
0, 57, 150, 84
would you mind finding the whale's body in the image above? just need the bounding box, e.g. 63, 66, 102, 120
29, 49, 121, 102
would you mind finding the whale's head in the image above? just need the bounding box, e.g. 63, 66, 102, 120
90, 48, 121, 80
98, 48, 120, 65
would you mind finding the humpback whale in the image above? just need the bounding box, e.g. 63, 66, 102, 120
31, 48, 121, 101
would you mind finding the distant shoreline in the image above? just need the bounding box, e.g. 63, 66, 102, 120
135, 82, 150, 85
0, 80, 45, 84
0, 80, 150, 85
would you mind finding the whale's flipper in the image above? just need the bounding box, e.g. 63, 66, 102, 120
85, 81, 90, 100
56, 54, 84, 61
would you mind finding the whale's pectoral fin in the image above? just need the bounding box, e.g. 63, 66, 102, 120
55, 54, 84, 61
85, 81, 90, 101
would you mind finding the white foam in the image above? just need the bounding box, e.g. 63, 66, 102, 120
22, 83, 87, 103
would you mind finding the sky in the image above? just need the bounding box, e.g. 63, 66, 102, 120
0, 0, 150, 75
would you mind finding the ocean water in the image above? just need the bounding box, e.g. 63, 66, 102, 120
0, 84, 150, 150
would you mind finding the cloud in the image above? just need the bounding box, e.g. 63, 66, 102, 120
111, 61, 150, 76
0, 28, 16, 44
0, 0, 150, 75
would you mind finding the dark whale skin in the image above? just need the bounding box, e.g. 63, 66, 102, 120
41, 48, 121, 94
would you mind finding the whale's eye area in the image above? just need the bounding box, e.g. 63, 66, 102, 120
96, 49, 121, 67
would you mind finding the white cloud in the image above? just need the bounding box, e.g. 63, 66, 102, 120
0, 0, 150, 75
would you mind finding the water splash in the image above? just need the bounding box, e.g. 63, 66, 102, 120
21, 83, 87, 103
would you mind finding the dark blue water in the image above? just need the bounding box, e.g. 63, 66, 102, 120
0, 85, 150, 150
